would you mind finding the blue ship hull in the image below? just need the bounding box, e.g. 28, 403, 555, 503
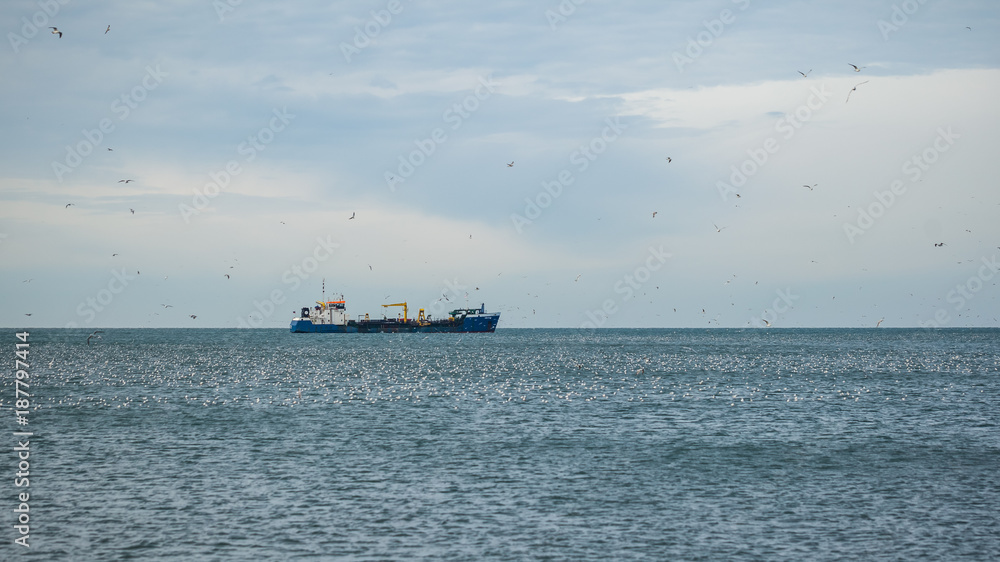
290, 314, 500, 333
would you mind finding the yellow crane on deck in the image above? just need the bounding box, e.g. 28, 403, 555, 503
382, 302, 408, 322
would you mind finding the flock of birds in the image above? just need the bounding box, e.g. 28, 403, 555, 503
34, 21, 990, 330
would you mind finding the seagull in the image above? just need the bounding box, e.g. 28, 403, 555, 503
349, 212, 355, 220
713, 224, 726, 233
803, 184, 817, 190
112, 253, 118, 257
368, 264, 372, 270
876, 317, 884, 328
224, 274, 230, 279
507, 161, 514, 167
87, 330, 104, 345
161, 304, 173, 308
190, 315, 197, 319
574, 274, 582, 282
49, 27, 62, 38
118, 179, 134, 183
652, 211, 658, 218
666, 157, 672, 163
65, 203, 73, 208
24, 313, 32, 317
846, 81, 869, 103
934, 242, 946, 247
848, 63, 865, 72
797, 69, 812, 78
130, 208, 134, 214
762, 319, 771, 327
107, 148, 113, 151
22, 279, 32, 283
105, 25, 110, 34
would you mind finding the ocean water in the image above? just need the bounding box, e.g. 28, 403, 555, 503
3, 328, 999, 560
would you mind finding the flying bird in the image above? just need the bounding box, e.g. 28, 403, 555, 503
107, 148, 113, 151
129, 208, 134, 214
105, 25, 110, 34
118, 179, 134, 183
189, 315, 197, 319
797, 69, 812, 78
934, 242, 946, 247
65, 203, 73, 208
876, 318, 884, 328
666, 157, 672, 163
803, 184, 817, 190
24, 313, 32, 317
846, 81, 869, 103
652, 211, 658, 218
507, 161, 514, 167
161, 304, 173, 308
349, 212, 355, 220
574, 274, 582, 282
49, 27, 62, 38
848, 63, 865, 72
224, 274, 230, 279
87, 330, 104, 345
713, 224, 726, 233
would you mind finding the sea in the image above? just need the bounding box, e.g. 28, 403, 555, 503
3, 328, 998, 561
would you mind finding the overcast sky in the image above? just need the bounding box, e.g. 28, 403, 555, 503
2, 0, 999, 329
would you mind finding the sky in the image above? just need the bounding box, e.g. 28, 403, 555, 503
1, 0, 999, 329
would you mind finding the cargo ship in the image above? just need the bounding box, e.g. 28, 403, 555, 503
289, 295, 500, 333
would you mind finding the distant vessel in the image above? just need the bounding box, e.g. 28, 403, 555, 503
290, 295, 500, 333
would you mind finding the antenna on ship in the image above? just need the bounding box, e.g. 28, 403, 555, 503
322, 278, 325, 302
